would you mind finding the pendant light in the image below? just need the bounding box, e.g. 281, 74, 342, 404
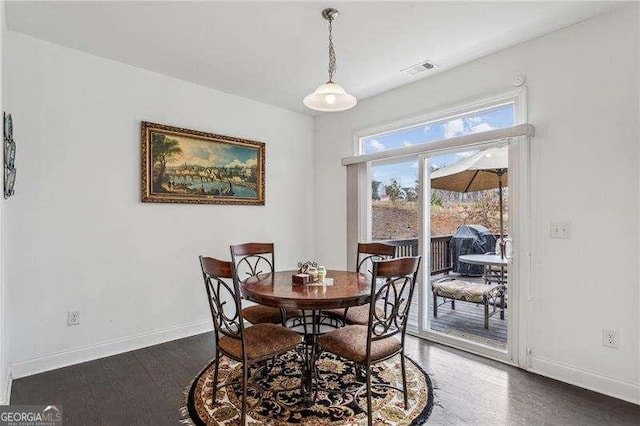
303, 8, 357, 112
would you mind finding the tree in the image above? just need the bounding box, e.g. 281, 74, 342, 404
405, 179, 420, 202
385, 179, 405, 203
405, 188, 418, 202
371, 180, 382, 201
466, 190, 507, 234
152, 134, 182, 191
431, 190, 443, 207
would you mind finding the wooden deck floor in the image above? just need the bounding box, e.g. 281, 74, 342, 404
410, 274, 507, 349
429, 297, 507, 349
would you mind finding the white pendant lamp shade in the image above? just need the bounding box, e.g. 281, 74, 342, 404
303, 81, 357, 112
304, 8, 357, 113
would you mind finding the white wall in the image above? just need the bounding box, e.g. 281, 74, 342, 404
3, 31, 314, 377
2, 2, 638, 407
0, 0, 8, 405
314, 6, 639, 404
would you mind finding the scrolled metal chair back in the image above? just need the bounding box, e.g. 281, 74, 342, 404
199, 256, 244, 341
367, 256, 421, 343
356, 242, 397, 275
230, 242, 275, 280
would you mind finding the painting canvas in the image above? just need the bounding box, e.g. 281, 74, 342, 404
141, 122, 265, 205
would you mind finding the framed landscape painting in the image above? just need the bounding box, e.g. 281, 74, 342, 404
141, 122, 265, 205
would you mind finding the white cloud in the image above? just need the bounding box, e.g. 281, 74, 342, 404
226, 158, 257, 168
176, 143, 219, 167
410, 162, 419, 169
470, 122, 493, 133
443, 117, 493, 139
368, 139, 386, 152
423, 125, 432, 133
403, 141, 414, 147
443, 119, 465, 138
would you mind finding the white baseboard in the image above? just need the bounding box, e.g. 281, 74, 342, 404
2, 371, 11, 405
0, 368, 11, 405
531, 355, 640, 405
10, 319, 213, 379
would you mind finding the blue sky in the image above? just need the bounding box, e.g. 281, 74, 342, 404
363, 105, 514, 188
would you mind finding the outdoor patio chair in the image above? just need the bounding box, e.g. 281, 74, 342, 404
432, 276, 505, 329
484, 238, 511, 285
484, 263, 508, 286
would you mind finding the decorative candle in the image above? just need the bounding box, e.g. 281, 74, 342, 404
317, 266, 326, 284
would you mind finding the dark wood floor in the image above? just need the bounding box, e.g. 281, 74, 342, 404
10, 333, 640, 425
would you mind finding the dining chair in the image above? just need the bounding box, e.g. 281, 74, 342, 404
230, 242, 299, 325
324, 242, 397, 325
199, 256, 302, 425
316, 256, 421, 425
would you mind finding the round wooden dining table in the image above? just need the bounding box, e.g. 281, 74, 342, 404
240, 270, 372, 311
240, 270, 372, 398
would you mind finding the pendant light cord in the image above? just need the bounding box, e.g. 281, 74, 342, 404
328, 17, 336, 82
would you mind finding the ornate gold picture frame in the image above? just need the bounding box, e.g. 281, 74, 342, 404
141, 122, 265, 205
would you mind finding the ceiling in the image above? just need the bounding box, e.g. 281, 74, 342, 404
5, 1, 622, 115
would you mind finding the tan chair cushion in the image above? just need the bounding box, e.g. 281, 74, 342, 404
345, 305, 385, 326
323, 305, 384, 326
219, 323, 301, 361
317, 325, 401, 364
241, 305, 299, 324
432, 279, 501, 304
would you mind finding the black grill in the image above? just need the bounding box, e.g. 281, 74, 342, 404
450, 225, 496, 276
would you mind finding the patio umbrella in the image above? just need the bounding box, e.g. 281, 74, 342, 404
430, 146, 508, 257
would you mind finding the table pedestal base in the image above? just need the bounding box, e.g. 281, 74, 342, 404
286, 310, 344, 404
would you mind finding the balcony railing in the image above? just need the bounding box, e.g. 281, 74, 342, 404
381, 236, 453, 276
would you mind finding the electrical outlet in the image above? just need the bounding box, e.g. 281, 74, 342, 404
67, 310, 80, 326
602, 329, 618, 349
550, 222, 571, 239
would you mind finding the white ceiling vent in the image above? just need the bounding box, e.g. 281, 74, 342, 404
401, 60, 436, 76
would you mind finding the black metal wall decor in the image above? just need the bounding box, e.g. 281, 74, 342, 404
4, 112, 16, 199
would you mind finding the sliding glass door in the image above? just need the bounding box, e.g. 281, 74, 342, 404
422, 147, 510, 353
357, 96, 526, 363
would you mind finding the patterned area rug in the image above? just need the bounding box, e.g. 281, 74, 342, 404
181, 350, 433, 425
